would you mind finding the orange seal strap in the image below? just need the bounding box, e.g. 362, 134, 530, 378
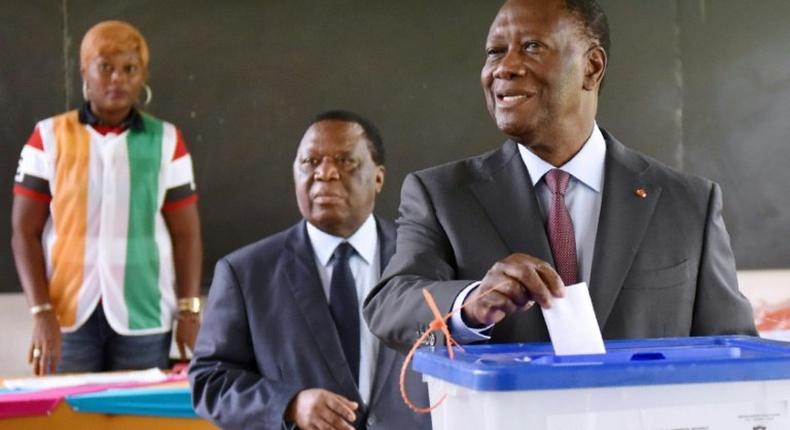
399, 284, 509, 413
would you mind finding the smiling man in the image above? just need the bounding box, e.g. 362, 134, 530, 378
189, 111, 430, 430
363, 0, 756, 352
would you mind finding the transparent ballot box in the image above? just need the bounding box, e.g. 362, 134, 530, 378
413, 336, 790, 430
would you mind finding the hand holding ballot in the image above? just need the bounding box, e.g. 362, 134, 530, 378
462, 253, 566, 328
461, 252, 607, 357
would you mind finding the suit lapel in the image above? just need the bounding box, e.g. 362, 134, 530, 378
468, 141, 554, 342
589, 135, 661, 328
368, 217, 398, 408
469, 141, 554, 263
283, 222, 359, 396
376, 216, 396, 270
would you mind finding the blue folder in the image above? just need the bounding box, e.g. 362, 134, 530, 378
66, 386, 199, 418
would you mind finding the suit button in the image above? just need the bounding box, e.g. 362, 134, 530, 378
366, 414, 378, 427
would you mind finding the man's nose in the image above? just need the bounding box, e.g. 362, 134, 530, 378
493, 47, 526, 80
314, 157, 340, 180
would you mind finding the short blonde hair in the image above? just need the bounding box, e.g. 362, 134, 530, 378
80, 20, 149, 71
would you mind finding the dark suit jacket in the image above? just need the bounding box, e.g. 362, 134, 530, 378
364, 131, 756, 352
190, 217, 431, 430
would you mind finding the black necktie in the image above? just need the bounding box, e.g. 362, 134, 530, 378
329, 242, 360, 385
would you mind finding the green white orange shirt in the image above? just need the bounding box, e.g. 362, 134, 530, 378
14, 109, 198, 335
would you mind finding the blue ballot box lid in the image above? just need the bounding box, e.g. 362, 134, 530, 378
413, 335, 790, 391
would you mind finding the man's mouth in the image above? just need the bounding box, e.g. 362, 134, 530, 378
313, 193, 344, 204
495, 90, 534, 108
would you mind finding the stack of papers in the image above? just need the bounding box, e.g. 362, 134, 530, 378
0, 368, 179, 419
2, 368, 167, 390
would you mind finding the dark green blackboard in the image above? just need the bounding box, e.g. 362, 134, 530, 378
2, 1, 789, 293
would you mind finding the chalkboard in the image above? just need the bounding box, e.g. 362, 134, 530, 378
2, 0, 790, 293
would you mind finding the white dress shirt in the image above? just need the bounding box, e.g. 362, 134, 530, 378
450, 123, 607, 341
306, 214, 380, 404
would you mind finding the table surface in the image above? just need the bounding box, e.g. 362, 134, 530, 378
0, 401, 218, 429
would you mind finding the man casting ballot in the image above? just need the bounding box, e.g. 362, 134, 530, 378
364, 0, 756, 352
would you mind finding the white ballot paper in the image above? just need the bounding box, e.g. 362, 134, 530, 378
2, 367, 167, 390
541, 282, 606, 355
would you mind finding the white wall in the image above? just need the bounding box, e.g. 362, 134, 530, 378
0, 293, 202, 377
0, 293, 35, 376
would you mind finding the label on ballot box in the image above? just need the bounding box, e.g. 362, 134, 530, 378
413, 336, 790, 430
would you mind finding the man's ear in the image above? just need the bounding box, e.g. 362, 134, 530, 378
374, 165, 385, 194
583, 46, 607, 92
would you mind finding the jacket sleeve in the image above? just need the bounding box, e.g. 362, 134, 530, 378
189, 258, 303, 430
364, 172, 473, 353
691, 183, 757, 336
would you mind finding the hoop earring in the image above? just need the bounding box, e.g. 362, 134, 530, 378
82, 81, 89, 101
143, 84, 152, 105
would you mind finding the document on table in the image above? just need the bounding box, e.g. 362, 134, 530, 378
541, 282, 606, 355
2, 367, 167, 390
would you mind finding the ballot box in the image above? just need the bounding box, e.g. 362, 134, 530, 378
413, 336, 790, 430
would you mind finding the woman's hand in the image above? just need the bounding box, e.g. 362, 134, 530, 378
29, 311, 62, 375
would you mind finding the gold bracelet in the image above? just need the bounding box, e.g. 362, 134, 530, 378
177, 297, 201, 314
30, 303, 53, 315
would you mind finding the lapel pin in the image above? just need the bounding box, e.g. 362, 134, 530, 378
634, 187, 648, 199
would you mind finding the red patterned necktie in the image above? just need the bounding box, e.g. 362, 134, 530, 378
544, 169, 578, 285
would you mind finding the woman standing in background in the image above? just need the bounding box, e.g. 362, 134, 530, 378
11, 20, 203, 374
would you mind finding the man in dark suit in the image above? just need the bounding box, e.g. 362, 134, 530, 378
363, 0, 756, 353
190, 111, 430, 430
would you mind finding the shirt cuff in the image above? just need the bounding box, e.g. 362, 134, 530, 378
449, 281, 494, 343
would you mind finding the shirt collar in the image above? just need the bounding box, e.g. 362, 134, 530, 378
306, 214, 378, 267
517, 122, 606, 192
78, 102, 144, 131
